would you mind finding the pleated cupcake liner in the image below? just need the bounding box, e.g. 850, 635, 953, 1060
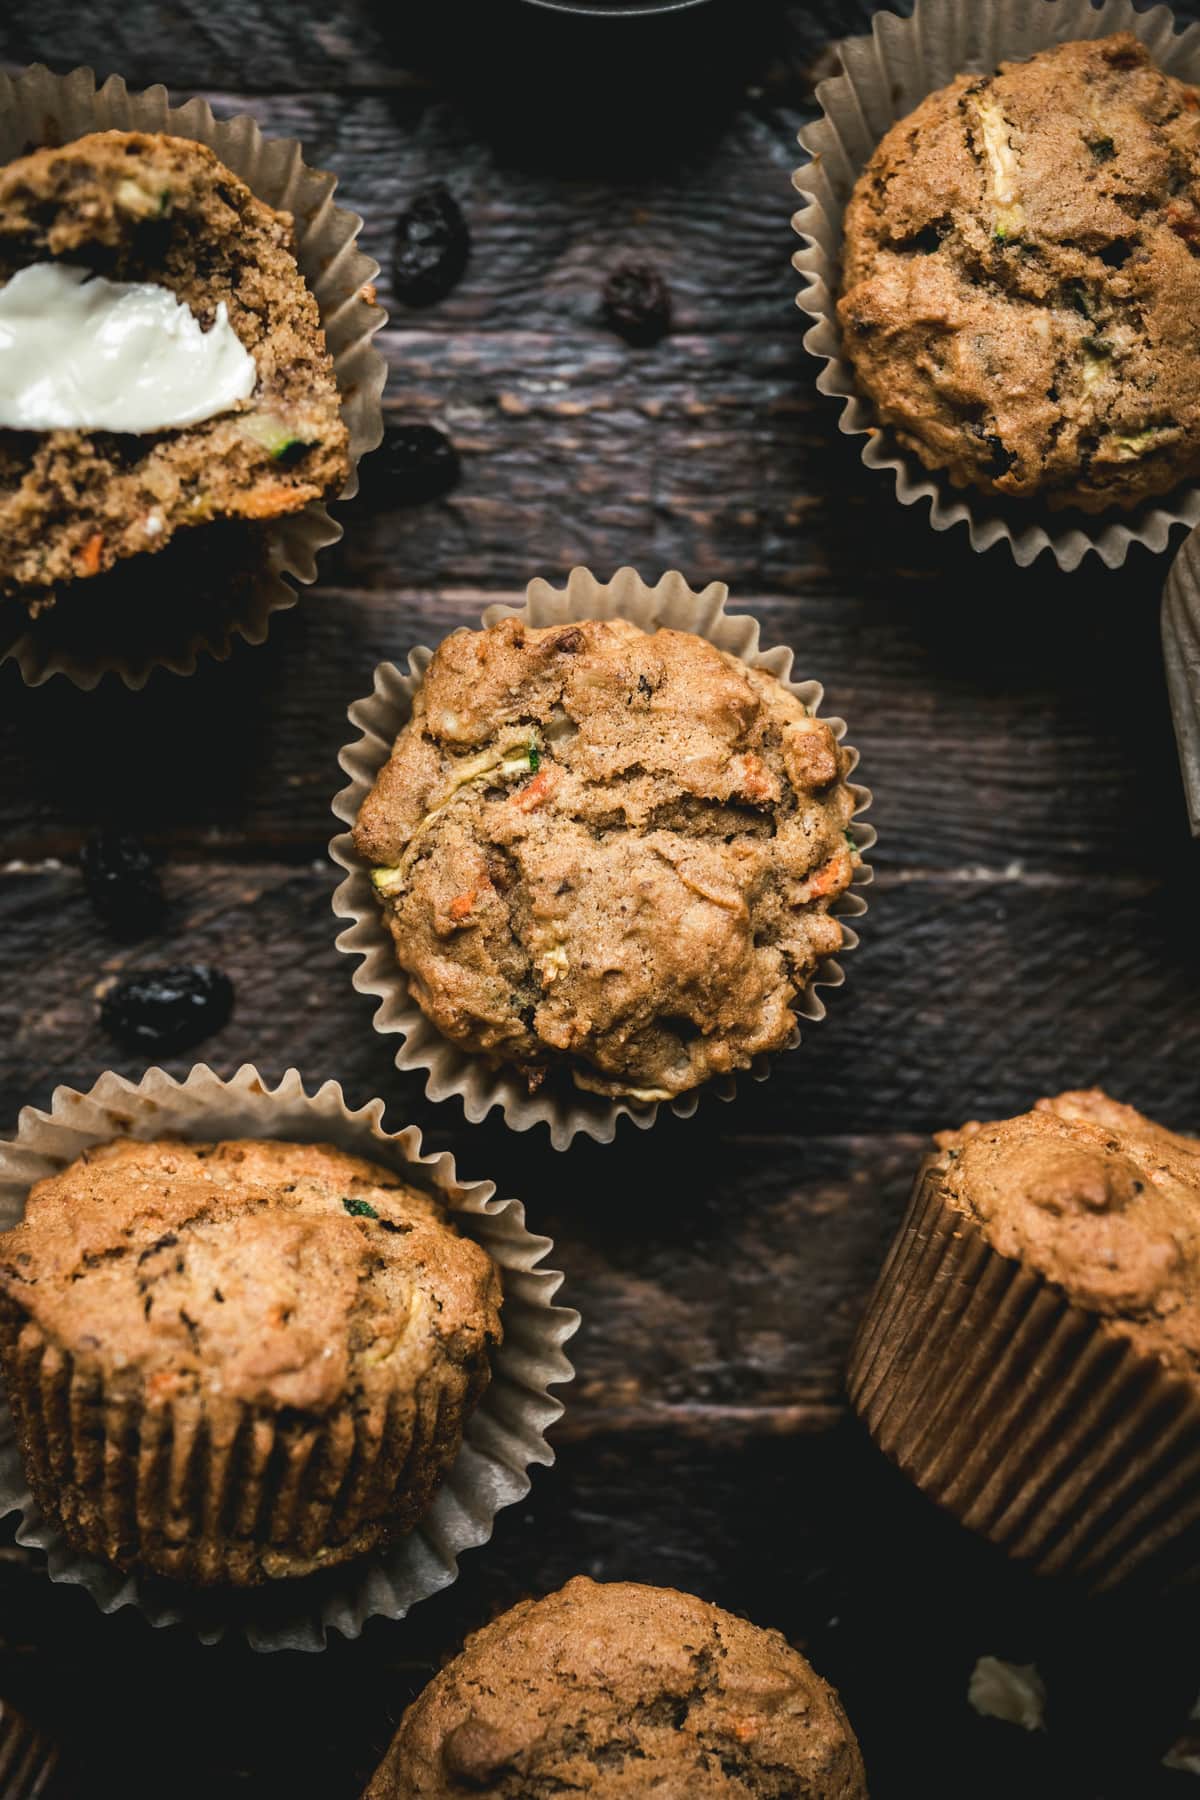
0, 63, 388, 688
848, 1158, 1200, 1592
791, 0, 1200, 572
0, 1064, 578, 1649
0, 1699, 59, 1800
1162, 522, 1200, 836
330, 565, 875, 1149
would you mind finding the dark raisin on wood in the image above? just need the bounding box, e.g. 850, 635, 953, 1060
370, 424, 461, 505
392, 183, 470, 308
99, 965, 234, 1056
80, 829, 166, 939
602, 260, 672, 347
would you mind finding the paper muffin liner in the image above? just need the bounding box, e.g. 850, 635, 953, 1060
0, 1698, 59, 1798
330, 565, 875, 1149
848, 1157, 1200, 1592
792, 0, 1200, 572
1162, 522, 1200, 836
0, 1064, 577, 1650
0, 64, 387, 689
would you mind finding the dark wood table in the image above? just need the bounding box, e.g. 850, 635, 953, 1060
2, 2, 1199, 1793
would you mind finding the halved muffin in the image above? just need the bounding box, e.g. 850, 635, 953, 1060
0, 130, 349, 609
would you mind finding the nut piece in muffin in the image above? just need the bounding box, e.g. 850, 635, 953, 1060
934, 1088, 1200, 1371
354, 616, 861, 1102
849, 1089, 1200, 1591
0, 1136, 502, 1586
363, 1575, 868, 1798
0, 131, 350, 609
838, 35, 1200, 511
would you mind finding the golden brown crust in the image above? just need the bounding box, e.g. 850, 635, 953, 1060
0, 1136, 502, 1585
934, 1089, 1200, 1374
363, 1577, 868, 1798
353, 616, 860, 1100
0, 130, 350, 607
838, 35, 1200, 511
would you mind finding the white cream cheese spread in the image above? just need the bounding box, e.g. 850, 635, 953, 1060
0, 262, 256, 432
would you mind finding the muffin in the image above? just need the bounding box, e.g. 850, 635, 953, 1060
0, 1134, 502, 1586
849, 1089, 1200, 1590
0, 130, 350, 610
363, 1576, 868, 1797
352, 615, 861, 1103
838, 34, 1200, 512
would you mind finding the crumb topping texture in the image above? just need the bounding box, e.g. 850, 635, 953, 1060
0, 1136, 502, 1583
353, 617, 860, 1101
935, 1089, 1200, 1372
364, 1576, 868, 1798
838, 35, 1200, 511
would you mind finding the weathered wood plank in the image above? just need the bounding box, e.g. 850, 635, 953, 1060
3, 863, 1199, 1155
0, 1425, 1193, 1799
0, 574, 1191, 872
2, 7, 1199, 1797
0, 0, 838, 100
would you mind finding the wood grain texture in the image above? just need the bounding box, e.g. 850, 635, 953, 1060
2, 2, 1200, 1796
3, 862, 1200, 1147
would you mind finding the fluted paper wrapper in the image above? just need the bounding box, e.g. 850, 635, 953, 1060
0, 64, 387, 688
0, 1699, 58, 1799
330, 566, 875, 1149
0, 1065, 577, 1649
848, 1158, 1200, 1592
792, 0, 1200, 572
1162, 523, 1200, 835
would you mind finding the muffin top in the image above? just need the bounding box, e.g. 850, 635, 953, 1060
364, 1576, 868, 1799
934, 1090, 1200, 1373
353, 616, 860, 1101
0, 1136, 502, 1415
838, 34, 1200, 512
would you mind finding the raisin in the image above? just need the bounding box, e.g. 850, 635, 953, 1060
372, 424, 461, 505
80, 829, 166, 939
392, 184, 469, 308
99, 965, 234, 1056
602, 260, 672, 346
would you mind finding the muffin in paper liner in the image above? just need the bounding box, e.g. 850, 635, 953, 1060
848, 1156, 1200, 1593
791, 0, 1200, 572
0, 1063, 578, 1650
0, 64, 387, 689
329, 565, 875, 1150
